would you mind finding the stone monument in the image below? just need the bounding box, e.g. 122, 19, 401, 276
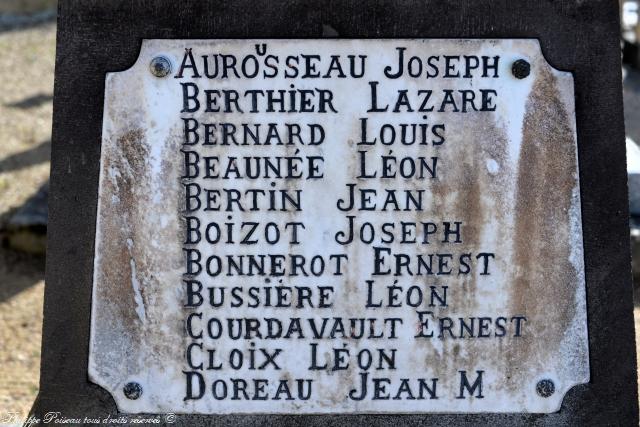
31, 1, 638, 425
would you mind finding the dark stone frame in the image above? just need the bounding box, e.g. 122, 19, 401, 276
32, 0, 638, 425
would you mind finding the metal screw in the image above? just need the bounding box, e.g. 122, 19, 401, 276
512, 59, 530, 79
150, 56, 172, 77
123, 382, 143, 400
536, 379, 555, 398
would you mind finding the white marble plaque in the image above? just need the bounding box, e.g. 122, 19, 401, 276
89, 39, 589, 414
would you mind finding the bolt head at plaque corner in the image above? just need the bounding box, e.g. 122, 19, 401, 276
123, 381, 143, 400
150, 56, 172, 77
535, 379, 555, 398
512, 59, 530, 79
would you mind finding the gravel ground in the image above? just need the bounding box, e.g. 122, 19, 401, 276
0, 17, 639, 421
0, 20, 54, 419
